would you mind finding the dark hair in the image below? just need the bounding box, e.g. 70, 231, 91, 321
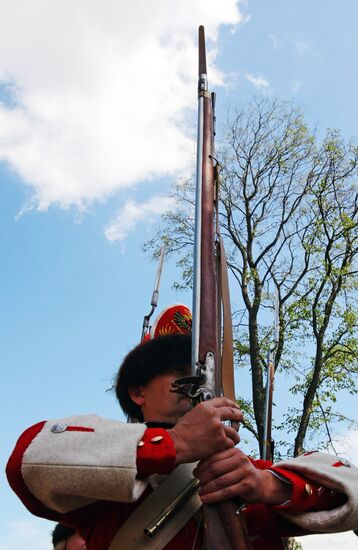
115, 334, 191, 422
52, 523, 75, 545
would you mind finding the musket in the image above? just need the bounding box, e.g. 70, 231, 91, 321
173, 26, 250, 550
262, 287, 279, 461
140, 246, 165, 341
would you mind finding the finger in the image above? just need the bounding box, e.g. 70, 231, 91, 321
224, 425, 240, 445
196, 454, 241, 485
217, 406, 244, 423
199, 468, 245, 496
195, 448, 238, 476
210, 397, 241, 410
231, 421, 241, 432
200, 482, 244, 504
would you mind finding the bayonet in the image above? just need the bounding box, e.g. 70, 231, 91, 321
141, 246, 165, 341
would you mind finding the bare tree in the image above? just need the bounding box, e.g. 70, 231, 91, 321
144, 98, 358, 458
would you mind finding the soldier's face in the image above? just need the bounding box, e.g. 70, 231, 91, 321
130, 370, 192, 424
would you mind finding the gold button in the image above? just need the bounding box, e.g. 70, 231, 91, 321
305, 483, 313, 496
151, 436, 164, 444
137, 440, 145, 447
317, 486, 325, 496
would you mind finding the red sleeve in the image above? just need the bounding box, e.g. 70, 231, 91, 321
6, 421, 61, 520
249, 459, 345, 514
136, 428, 176, 477
249, 458, 273, 470
269, 466, 346, 513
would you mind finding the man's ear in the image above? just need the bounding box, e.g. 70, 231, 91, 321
128, 385, 145, 406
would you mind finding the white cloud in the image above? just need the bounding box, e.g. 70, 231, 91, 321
104, 195, 174, 243
332, 428, 358, 466
268, 33, 279, 49
0, 517, 52, 550
245, 72, 269, 88
0, 0, 243, 211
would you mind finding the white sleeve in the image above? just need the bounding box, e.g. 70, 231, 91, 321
274, 451, 358, 533
22, 414, 148, 513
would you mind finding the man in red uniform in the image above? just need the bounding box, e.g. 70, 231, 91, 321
6, 307, 358, 549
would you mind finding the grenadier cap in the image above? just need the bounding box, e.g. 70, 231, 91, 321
150, 304, 192, 339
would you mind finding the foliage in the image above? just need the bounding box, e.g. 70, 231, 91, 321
144, 98, 358, 457
283, 538, 303, 550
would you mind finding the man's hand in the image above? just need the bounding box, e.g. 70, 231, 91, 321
168, 397, 242, 464
194, 447, 292, 505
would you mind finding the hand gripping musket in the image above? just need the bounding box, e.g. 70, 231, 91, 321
172, 26, 251, 550
262, 288, 279, 461
140, 246, 165, 341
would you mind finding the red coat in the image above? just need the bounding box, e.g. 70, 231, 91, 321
6, 420, 348, 550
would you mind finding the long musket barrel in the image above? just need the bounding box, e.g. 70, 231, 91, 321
191, 27, 206, 375
191, 26, 219, 400
172, 27, 250, 549
193, 26, 250, 550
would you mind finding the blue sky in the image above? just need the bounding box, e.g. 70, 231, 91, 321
1, 1, 358, 548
